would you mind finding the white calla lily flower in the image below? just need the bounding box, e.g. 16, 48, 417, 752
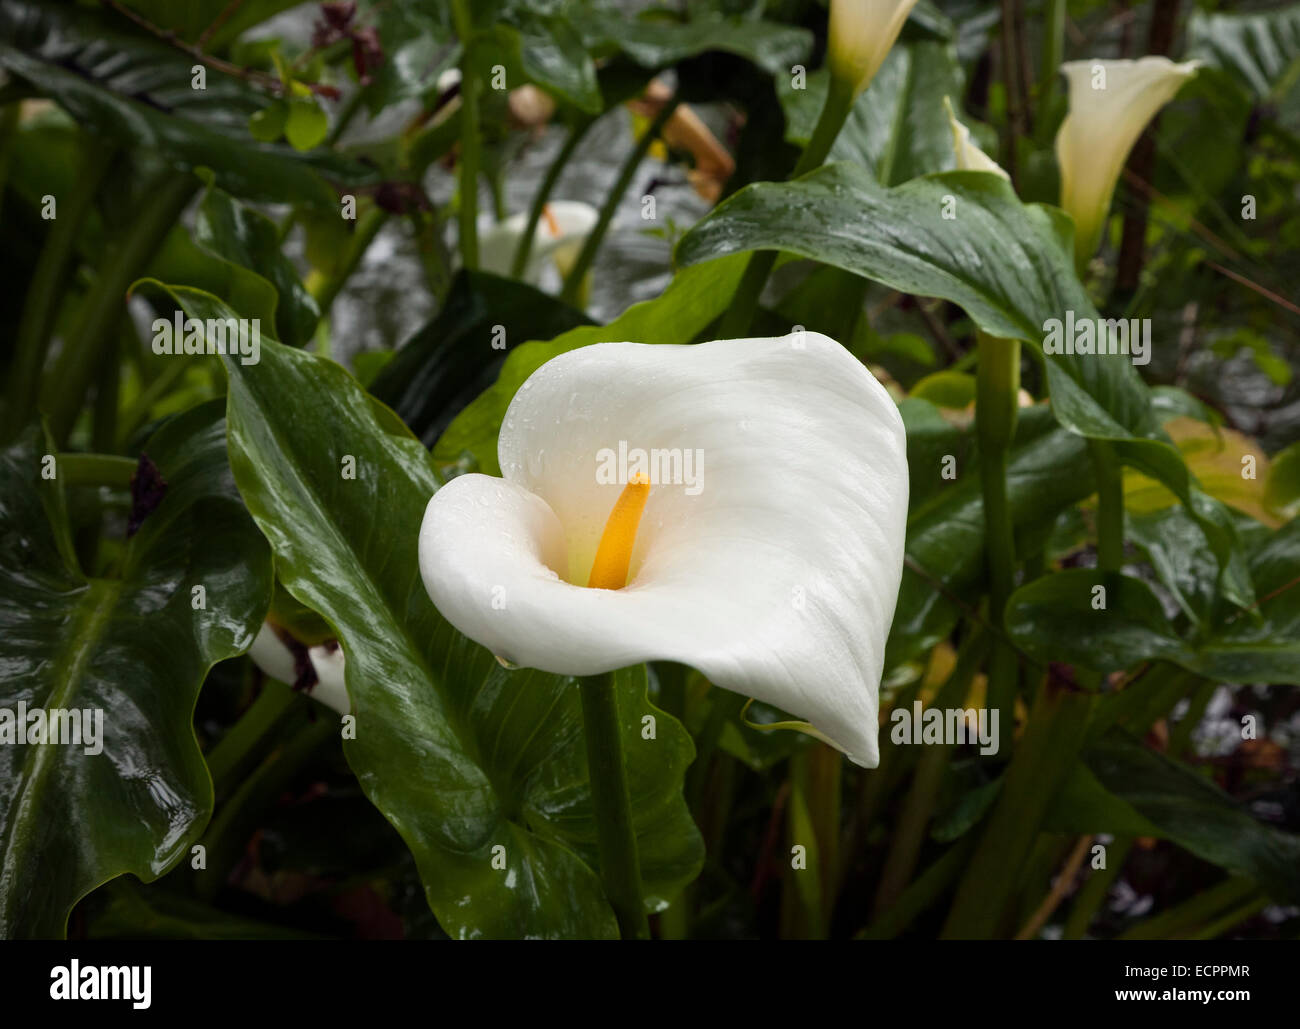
1055, 57, 1199, 264
828, 0, 923, 98
477, 201, 599, 290
248, 623, 350, 715
418, 332, 909, 767
943, 97, 1009, 179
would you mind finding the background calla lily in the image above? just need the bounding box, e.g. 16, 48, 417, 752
418, 332, 909, 767
943, 96, 1008, 179
477, 200, 598, 288
248, 622, 350, 714
827, 0, 922, 97
1056, 57, 1199, 265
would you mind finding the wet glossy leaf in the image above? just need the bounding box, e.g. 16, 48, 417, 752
150, 285, 702, 938
0, 403, 272, 937
193, 179, 320, 348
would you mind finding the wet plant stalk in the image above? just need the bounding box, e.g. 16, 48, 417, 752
450, 0, 480, 270
941, 679, 1094, 938
511, 118, 591, 279
43, 170, 197, 445
1090, 439, 1125, 571
578, 671, 649, 939
976, 333, 1020, 730
718, 74, 856, 337
6, 141, 115, 439
560, 99, 680, 306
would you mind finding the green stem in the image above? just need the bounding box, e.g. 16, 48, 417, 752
0, 103, 19, 227
205, 679, 302, 799
783, 746, 828, 939
450, 0, 480, 270
976, 333, 1021, 733
872, 629, 988, 915
1063, 837, 1133, 938
716, 73, 856, 337
577, 671, 648, 939
43, 170, 197, 445
511, 119, 591, 279
857, 836, 977, 939
6, 141, 116, 440
1190, 894, 1268, 940
193, 712, 335, 901
1090, 439, 1125, 571
1117, 877, 1260, 940
58, 453, 138, 489
560, 99, 680, 306
1168, 679, 1216, 757
117, 358, 192, 447
312, 207, 388, 316
941, 680, 1094, 938
1039, 0, 1065, 122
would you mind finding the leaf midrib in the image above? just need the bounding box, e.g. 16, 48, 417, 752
0, 577, 122, 928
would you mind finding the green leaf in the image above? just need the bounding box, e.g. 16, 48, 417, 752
248, 101, 287, 143
1051, 729, 1300, 900
581, 11, 812, 77
777, 41, 969, 186
1265, 441, 1300, 522
116, 0, 304, 50
434, 254, 747, 475
369, 270, 592, 449
0, 1, 375, 208
150, 285, 702, 938
675, 163, 1254, 607
284, 99, 329, 152
1005, 522, 1300, 682
485, 14, 601, 114
1187, 6, 1300, 100
193, 178, 320, 347
0, 403, 272, 937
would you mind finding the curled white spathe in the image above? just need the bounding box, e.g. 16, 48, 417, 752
248, 622, 350, 715
943, 96, 1008, 180
828, 0, 922, 98
417, 333, 909, 767
477, 201, 598, 289
1056, 57, 1199, 264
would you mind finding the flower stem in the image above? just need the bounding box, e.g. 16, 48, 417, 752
1089, 439, 1125, 571
577, 671, 648, 939
716, 73, 856, 337
57, 453, 138, 489
941, 679, 1094, 938
560, 99, 680, 306
511, 119, 591, 279
5, 139, 116, 440
1116, 876, 1259, 940
976, 333, 1021, 732
43, 170, 197, 445
449, 0, 480, 270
